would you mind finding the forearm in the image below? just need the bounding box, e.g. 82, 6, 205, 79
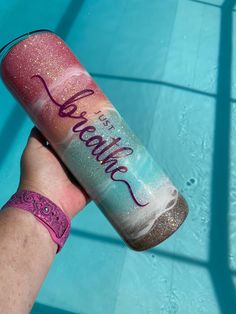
0, 206, 57, 314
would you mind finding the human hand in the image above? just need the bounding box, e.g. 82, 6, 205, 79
17, 126, 89, 218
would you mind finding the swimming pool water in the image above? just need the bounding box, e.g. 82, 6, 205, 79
0, 1, 235, 313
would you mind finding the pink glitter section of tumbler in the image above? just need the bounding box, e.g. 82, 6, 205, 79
1, 31, 112, 144
1, 32, 79, 105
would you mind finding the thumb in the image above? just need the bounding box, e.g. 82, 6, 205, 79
26, 126, 48, 149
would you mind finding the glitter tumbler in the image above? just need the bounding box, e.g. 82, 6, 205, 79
0, 30, 188, 251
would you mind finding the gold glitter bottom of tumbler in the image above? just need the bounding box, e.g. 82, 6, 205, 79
121, 195, 188, 251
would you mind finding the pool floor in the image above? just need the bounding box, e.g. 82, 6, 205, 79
0, 1, 236, 313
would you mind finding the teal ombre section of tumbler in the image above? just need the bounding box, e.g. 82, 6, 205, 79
56, 108, 165, 216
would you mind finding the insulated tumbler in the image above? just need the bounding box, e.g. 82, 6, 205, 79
0, 30, 188, 251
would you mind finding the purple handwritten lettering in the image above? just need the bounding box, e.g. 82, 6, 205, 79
31, 74, 149, 207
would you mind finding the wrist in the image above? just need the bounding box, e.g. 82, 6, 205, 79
0, 206, 58, 256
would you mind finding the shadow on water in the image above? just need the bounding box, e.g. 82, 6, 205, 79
209, 0, 236, 313
90, 72, 216, 98
55, 0, 84, 39
189, 0, 222, 8
70, 229, 208, 267
31, 302, 81, 314
90, 72, 236, 104
0, 104, 25, 170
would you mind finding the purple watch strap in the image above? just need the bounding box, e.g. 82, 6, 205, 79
1, 190, 71, 253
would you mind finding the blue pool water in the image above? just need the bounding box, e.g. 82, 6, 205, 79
0, 1, 236, 313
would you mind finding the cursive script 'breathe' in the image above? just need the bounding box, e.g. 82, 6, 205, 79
31, 74, 149, 207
